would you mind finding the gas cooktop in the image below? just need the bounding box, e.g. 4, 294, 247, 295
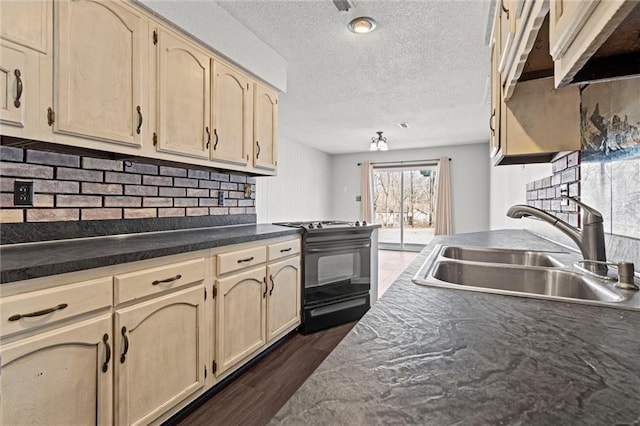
274, 220, 371, 231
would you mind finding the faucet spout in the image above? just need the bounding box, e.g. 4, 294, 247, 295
506, 198, 607, 275
506, 205, 583, 250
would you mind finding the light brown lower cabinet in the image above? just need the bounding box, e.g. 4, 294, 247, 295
0, 313, 113, 425
0, 237, 300, 424
115, 285, 206, 426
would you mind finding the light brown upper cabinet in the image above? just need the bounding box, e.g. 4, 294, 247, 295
550, 0, 640, 87
489, 9, 501, 159
211, 61, 251, 166
499, 0, 551, 100
0, 44, 33, 133
0, 0, 49, 54
253, 83, 278, 171
155, 28, 211, 159
53, 0, 146, 147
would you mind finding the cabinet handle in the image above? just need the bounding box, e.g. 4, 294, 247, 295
489, 110, 495, 134
206, 127, 211, 149
213, 128, 219, 150
8, 303, 68, 321
501, 0, 509, 18
102, 334, 111, 373
120, 327, 129, 363
269, 275, 275, 296
280, 247, 292, 253
236, 257, 254, 263
256, 140, 261, 159
263, 276, 268, 298
152, 274, 182, 285
136, 106, 143, 134
14, 69, 23, 108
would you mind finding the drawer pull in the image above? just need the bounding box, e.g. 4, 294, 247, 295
8, 303, 68, 321
152, 274, 182, 285
120, 327, 129, 363
102, 334, 111, 373
280, 247, 292, 253
237, 257, 254, 263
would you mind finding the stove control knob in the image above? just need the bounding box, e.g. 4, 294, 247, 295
317, 222, 323, 229
355, 221, 360, 226
362, 220, 367, 226
308, 223, 314, 229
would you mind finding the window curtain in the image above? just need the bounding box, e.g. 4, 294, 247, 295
434, 158, 452, 235
360, 161, 374, 223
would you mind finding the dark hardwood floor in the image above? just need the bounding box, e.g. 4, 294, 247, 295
176, 322, 356, 426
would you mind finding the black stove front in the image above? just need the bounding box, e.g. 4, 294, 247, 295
275, 221, 373, 333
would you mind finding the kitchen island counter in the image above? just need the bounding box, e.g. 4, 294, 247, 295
273, 229, 640, 425
0, 224, 300, 283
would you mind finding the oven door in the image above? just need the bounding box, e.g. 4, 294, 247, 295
303, 233, 371, 306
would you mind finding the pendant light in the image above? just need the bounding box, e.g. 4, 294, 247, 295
370, 131, 389, 151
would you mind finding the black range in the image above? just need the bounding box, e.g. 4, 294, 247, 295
275, 221, 375, 333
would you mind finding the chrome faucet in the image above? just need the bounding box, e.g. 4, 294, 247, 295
506, 196, 607, 275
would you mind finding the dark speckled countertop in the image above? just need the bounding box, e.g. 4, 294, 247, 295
272, 230, 640, 425
0, 224, 300, 283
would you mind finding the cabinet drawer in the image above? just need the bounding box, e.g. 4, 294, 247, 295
267, 239, 300, 262
115, 258, 205, 304
217, 245, 266, 275
1, 276, 112, 338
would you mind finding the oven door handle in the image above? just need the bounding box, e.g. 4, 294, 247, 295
306, 241, 371, 253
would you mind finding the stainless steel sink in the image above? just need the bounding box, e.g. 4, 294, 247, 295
440, 245, 561, 267
431, 261, 623, 302
413, 244, 639, 310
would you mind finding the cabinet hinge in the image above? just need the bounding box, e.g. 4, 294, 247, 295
212, 360, 217, 375
204, 288, 207, 300
153, 132, 157, 146
212, 286, 217, 299
47, 107, 55, 126
204, 366, 207, 379
246, 83, 249, 90
153, 30, 158, 45
276, 99, 278, 105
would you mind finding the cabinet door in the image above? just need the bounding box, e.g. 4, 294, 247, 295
156, 28, 210, 159
211, 60, 250, 166
266, 257, 301, 341
0, 44, 29, 129
216, 266, 266, 374
549, 0, 599, 60
54, 0, 146, 146
0, 313, 113, 426
115, 286, 206, 426
0, 0, 50, 53
253, 83, 278, 171
489, 13, 501, 158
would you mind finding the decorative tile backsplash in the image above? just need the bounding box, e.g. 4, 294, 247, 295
526, 152, 581, 227
0, 145, 255, 223
580, 77, 640, 240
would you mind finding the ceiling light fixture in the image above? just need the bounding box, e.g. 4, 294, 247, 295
370, 131, 389, 151
348, 17, 377, 34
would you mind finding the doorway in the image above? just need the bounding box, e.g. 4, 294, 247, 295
373, 164, 437, 251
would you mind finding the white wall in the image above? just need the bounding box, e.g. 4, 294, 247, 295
256, 137, 332, 223
139, 0, 287, 91
489, 162, 552, 229
331, 143, 491, 233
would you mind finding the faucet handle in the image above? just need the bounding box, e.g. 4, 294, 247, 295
561, 195, 603, 224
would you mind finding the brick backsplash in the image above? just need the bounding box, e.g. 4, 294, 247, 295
526, 152, 581, 227
0, 146, 256, 223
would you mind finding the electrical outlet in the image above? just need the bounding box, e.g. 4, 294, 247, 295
243, 183, 251, 198
218, 191, 225, 206
14, 181, 34, 206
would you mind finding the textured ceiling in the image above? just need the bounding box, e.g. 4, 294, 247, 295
217, 0, 493, 154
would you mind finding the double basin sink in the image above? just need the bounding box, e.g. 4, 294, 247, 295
413, 245, 640, 310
